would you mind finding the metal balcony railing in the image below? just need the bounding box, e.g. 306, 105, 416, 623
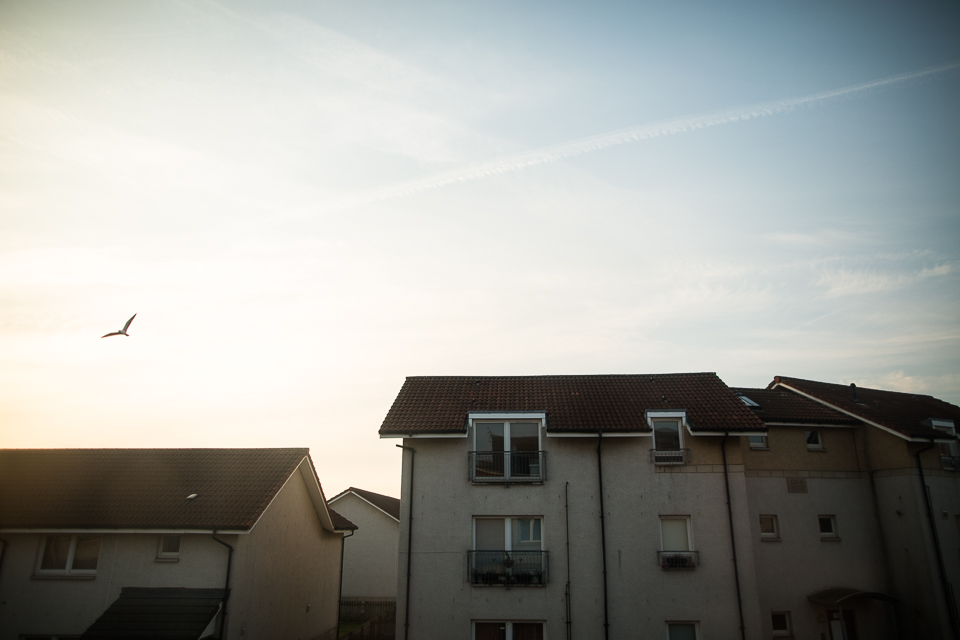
941, 455, 959, 471
657, 550, 699, 570
650, 449, 691, 466
468, 550, 549, 586
468, 451, 546, 483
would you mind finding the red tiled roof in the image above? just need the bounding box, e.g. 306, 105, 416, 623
330, 487, 401, 520
770, 376, 960, 440
731, 387, 859, 425
0, 448, 316, 530
379, 374, 765, 435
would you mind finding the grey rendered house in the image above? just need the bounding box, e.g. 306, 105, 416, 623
735, 377, 960, 640
0, 448, 356, 640
379, 373, 960, 640
378, 373, 770, 640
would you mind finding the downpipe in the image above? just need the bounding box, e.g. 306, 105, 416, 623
721, 433, 746, 640
397, 443, 416, 640
211, 532, 234, 640
597, 432, 610, 640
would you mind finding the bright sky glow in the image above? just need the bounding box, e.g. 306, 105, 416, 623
2, 1, 958, 498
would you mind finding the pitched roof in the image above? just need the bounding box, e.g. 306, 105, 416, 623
0, 448, 334, 531
770, 376, 960, 440
329, 487, 401, 521
81, 588, 224, 640
379, 373, 765, 435
731, 387, 859, 426
328, 507, 359, 530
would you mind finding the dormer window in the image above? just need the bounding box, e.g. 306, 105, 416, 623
469, 415, 545, 483
931, 419, 958, 470
647, 411, 690, 465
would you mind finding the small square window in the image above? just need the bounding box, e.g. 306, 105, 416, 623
759, 515, 780, 540
748, 435, 768, 449
666, 621, 699, 640
819, 515, 839, 540
771, 611, 792, 635
805, 430, 824, 451
156, 535, 181, 561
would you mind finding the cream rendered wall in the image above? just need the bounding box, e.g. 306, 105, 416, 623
330, 492, 399, 599
395, 430, 764, 640
228, 465, 343, 640
0, 532, 227, 640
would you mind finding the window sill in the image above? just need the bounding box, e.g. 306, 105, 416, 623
820, 536, 841, 542
155, 557, 180, 563
749, 447, 770, 451
806, 448, 826, 452
760, 537, 781, 542
32, 573, 96, 580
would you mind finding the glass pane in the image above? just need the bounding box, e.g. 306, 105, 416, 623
40, 536, 70, 570
819, 517, 834, 534
475, 519, 505, 550
476, 423, 505, 452
748, 435, 766, 447
511, 518, 542, 552
668, 623, 697, 640
161, 535, 181, 554
71, 536, 101, 570
661, 519, 689, 551
655, 421, 681, 451
806, 431, 821, 446
759, 516, 776, 534
772, 613, 788, 631
513, 623, 544, 640
510, 423, 539, 451
475, 623, 506, 640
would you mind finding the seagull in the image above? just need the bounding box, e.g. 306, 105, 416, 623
101, 314, 137, 338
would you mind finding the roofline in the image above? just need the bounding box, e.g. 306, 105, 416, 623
380, 432, 468, 439
244, 455, 347, 534
763, 422, 859, 428
546, 431, 650, 438
685, 430, 767, 436
771, 382, 952, 442
328, 490, 400, 523
0, 528, 250, 535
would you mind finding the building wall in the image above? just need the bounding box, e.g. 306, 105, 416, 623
0, 532, 227, 640
228, 464, 344, 640
330, 492, 399, 599
395, 430, 764, 640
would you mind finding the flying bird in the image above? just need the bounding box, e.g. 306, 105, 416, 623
101, 314, 137, 338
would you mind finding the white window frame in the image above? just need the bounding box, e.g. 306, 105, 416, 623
472, 419, 543, 453
156, 534, 182, 562
35, 534, 101, 577
647, 411, 687, 451
818, 514, 839, 540
472, 621, 545, 640
771, 611, 792, 635
805, 429, 825, 451
933, 420, 958, 468
665, 620, 700, 640
759, 514, 780, 541
658, 516, 693, 551
748, 434, 769, 450
473, 516, 544, 552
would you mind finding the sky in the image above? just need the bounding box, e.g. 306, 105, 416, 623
1, 0, 958, 498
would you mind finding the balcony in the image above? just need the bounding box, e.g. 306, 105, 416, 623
468, 550, 549, 586
657, 551, 699, 570
650, 449, 691, 466
941, 456, 959, 471
468, 451, 546, 483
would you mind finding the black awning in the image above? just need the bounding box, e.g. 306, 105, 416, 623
81, 587, 225, 640
808, 587, 899, 605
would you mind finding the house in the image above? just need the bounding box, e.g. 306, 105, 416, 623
327, 488, 400, 621
733, 377, 960, 640
0, 448, 357, 640
379, 373, 960, 640
378, 373, 770, 640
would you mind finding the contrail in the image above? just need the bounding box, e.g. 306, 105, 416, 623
314, 62, 959, 214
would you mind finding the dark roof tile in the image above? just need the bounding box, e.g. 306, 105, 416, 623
731, 387, 859, 425
330, 487, 400, 520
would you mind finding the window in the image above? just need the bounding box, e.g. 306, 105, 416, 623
474, 621, 543, 640
748, 435, 768, 449
819, 515, 839, 540
771, 611, 792, 635
759, 515, 780, 541
659, 516, 697, 569
805, 430, 824, 451
470, 517, 547, 585
36, 535, 101, 576
648, 411, 689, 465
471, 420, 544, 482
666, 621, 699, 640
156, 535, 181, 561
933, 421, 958, 470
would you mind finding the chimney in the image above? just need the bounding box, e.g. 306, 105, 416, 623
850, 383, 858, 402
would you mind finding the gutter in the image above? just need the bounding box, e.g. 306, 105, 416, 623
396, 444, 416, 640
211, 533, 234, 640
597, 432, 610, 640
721, 433, 746, 640
336, 529, 355, 636
914, 441, 960, 640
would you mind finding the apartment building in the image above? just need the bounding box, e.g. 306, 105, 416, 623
379, 374, 960, 640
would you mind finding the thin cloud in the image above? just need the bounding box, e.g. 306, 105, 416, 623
312, 62, 960, 215
817, 263, 953, 297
